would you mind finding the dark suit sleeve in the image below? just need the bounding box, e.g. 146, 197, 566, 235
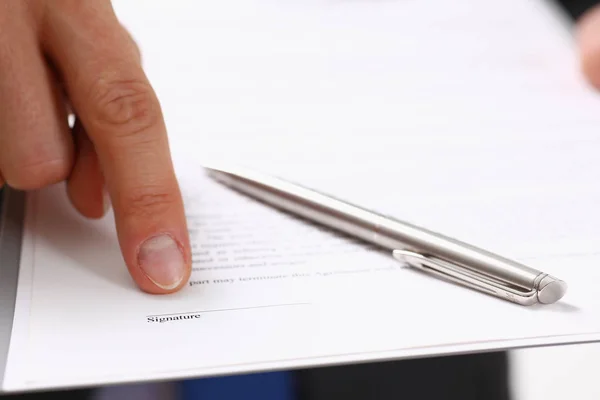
295, 352, 511, 400
554, 0, 599, 19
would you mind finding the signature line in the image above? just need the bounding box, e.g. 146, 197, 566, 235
146, 302, 310, 318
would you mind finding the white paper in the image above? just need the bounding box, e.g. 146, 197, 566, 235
5, 0, 600, 391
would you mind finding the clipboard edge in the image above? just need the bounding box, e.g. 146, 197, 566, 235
0, 188, 26, 391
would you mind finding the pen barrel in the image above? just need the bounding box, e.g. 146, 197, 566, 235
287, 195, 542, 291
210, 168, 544, 291
373, 217, 542, 290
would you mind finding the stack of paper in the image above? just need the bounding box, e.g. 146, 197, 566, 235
2, 0, 600, 392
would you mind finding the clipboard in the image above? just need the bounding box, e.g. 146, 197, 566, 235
0, 188, 25, 387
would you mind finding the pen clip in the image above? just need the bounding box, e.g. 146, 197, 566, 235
392, 250, 539, 305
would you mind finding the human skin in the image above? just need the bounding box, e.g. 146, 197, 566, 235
0, 0, 599, 295
0, 0, 190, 294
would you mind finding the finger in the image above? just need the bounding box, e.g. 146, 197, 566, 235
66, 118, 109, 219
0, 6, 73, 190
42, 1, 190, 294
122, 24, 142, 63
577, 5, 600, 89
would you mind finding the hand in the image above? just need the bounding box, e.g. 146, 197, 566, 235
578, 5, 600, 89
0, 1, 191, 294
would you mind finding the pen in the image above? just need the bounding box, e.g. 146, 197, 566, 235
205, 165, 567, 305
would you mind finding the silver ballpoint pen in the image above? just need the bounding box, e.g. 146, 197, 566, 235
205, 165, 567, 306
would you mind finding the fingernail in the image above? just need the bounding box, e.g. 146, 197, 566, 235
138, 234, 185, 290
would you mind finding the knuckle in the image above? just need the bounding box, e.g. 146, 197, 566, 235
7, 157, 71, 190
88, 78, 160, 142
121, 187, 179, 219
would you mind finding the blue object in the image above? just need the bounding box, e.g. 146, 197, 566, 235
180, 371, 295, 400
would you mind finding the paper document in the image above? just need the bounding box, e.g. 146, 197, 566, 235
3, 0, 600, 392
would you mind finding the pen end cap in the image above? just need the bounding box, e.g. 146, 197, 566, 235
537, 276, 567, 304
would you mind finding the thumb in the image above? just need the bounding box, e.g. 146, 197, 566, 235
577, 5, 600, 89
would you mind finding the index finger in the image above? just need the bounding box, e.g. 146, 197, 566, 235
42, 1, 191, 293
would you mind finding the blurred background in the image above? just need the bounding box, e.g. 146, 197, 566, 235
512, 344, 600, 399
